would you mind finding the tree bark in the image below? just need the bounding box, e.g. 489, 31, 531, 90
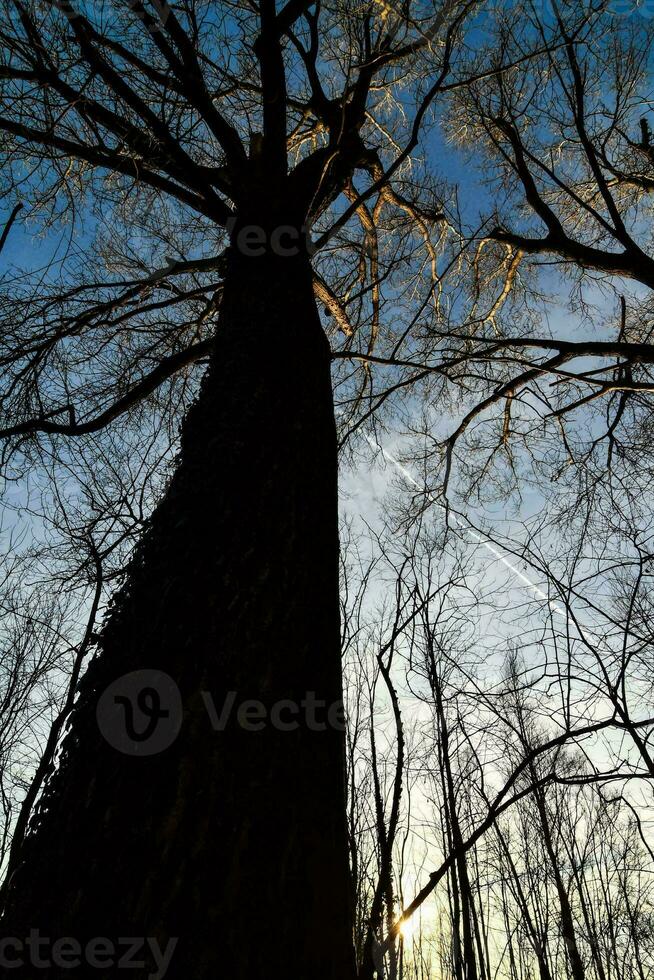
0, 244, 356, 979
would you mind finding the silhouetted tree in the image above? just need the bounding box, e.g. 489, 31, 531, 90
1, 0, 653, 976
0, 0, 496, 975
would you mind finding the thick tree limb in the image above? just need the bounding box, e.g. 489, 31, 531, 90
0, 339, 213, 440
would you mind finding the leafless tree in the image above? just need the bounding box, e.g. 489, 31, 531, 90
0, 0, 652, 975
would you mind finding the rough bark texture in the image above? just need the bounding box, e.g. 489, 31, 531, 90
0, 246, 356, 979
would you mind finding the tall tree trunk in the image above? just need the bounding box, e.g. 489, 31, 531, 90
493, 824, 553, 980
532, 789, 585, 980
0, 244, 356, 979
431, 664, 477, 980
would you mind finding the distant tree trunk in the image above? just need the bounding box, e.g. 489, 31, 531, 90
493, 824, 554, 980
0, 240, 356, 979
431, 662, 477, 980
532, 789, 585, 980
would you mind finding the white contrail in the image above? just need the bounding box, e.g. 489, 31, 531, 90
364, 434, 565, 616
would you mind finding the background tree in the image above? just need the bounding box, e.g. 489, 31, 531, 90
339, 506, 654, 979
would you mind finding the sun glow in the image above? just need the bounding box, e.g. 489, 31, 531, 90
397, 915, 417, 941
